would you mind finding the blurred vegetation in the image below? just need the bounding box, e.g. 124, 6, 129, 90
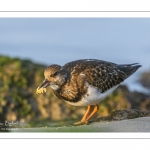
139, 70, 150, 89
0, 55, 150, 127
0, 55, 45, 122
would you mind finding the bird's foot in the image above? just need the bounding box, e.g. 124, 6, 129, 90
73, 120, 88, 126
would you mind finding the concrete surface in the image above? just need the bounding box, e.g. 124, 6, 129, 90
11, 116, 150, 132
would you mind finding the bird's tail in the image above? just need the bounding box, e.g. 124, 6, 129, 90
117, 63, 142, 78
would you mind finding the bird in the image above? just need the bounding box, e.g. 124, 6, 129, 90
36, 59, 141, 125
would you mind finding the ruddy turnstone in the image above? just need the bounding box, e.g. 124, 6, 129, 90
36, 59, 141, 125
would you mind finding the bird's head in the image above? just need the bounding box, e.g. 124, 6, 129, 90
36, 64, 68, 93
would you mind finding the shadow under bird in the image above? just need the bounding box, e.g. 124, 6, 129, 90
36, 59, 141, 125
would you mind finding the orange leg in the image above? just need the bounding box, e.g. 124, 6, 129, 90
74, 105, 92, 125
81, 105, 92, 122
86, 105, 99, 122
73, 105, 99, 125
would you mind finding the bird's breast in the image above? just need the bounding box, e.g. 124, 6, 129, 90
65, 83, 119, 106
53, 74, 88, 103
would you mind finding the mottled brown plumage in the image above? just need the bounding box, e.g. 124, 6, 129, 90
37, 59, 141, 125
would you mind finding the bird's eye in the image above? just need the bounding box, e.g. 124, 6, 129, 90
50, 71, 58, 77
53, 71, 58, 76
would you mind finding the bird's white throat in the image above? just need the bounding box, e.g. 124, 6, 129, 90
50, 84, 59, 90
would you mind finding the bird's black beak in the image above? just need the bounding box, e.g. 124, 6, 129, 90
38, 79, 50, 89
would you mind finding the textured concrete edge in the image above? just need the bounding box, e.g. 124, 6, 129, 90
9, 116, 150, 132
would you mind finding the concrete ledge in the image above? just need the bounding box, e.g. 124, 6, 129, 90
11, 116, 150, 132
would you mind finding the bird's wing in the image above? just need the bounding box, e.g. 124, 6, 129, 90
63, 59, 127, 93
83, 61, 128, 93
